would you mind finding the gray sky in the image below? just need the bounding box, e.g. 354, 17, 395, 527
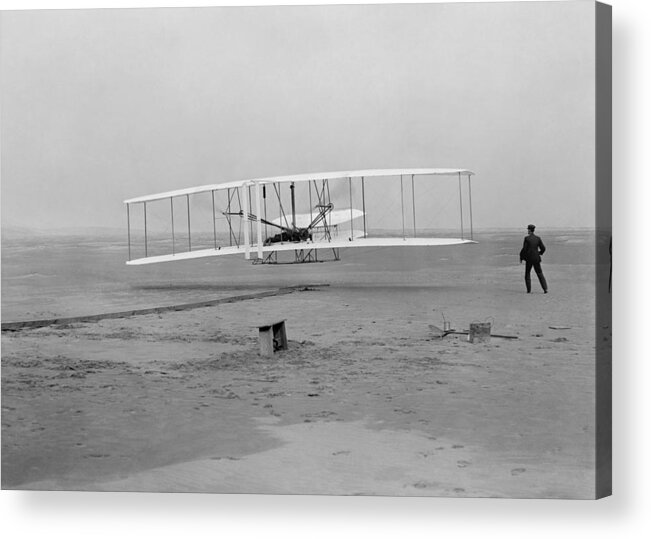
1, 2, 596, 231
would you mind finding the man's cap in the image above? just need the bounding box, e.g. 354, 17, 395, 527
527, 224, 536, 230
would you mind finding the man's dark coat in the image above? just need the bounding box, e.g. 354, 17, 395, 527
520, 234, 546, 263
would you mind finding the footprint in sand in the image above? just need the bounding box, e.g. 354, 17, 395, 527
413, 480, 438, 489
393, 408, 415, 415
511, 467, 526, 476
302, 411, 337, 419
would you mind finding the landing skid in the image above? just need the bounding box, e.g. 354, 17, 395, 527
252, 248, 341, 265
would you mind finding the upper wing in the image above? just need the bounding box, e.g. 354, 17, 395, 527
248, 168, 474, 186
123, 180, 249, 204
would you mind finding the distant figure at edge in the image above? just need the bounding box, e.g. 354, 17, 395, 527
519, 224, 548, 294
609, 237, 612, 293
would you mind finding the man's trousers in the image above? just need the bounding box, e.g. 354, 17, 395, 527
525, 260, 548, 293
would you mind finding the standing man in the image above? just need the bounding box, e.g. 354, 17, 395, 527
519, 224, 548, 294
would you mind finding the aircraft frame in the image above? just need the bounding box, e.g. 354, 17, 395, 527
123, 168, 476, 266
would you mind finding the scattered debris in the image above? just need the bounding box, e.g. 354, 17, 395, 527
428, 325, 447, 339
447, 330, 518, 340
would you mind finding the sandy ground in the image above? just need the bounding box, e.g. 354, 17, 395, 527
1, 258, 605, 498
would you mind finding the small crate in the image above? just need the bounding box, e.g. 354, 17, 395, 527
469, 322, 491, 343
258, 320, 288, 356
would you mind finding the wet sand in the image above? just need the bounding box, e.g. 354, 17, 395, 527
1, 254, 604, 498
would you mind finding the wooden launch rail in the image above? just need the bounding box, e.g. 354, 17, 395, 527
1, 285, 327, 332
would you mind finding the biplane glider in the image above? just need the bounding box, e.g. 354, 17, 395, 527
124, 168, 476, 265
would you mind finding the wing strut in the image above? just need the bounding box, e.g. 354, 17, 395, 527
211, 190, 217, 249
243, 185, 250, 259
290, 182, 296, 229
263, 184, 268, 239
348, 177, 354, 240
126, 203, 131, 261
458, 172, 464, 240
308, 181, 313, 228
226, 189, 232, 246
361, 176, 367, 238
225, 188, 245, 248
411, 174, 417, 237
313, 179, 332, 240
171, 197, 175, 255
236, 188, 243, 246
468, 175, 474, 241
326, 180, 332, 231
255, 182, 263, 259
186, 194, 192, 251
144, 201, 148, 257
400, 175, 405, 240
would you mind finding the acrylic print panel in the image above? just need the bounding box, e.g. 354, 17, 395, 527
0, 1, 611, 498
